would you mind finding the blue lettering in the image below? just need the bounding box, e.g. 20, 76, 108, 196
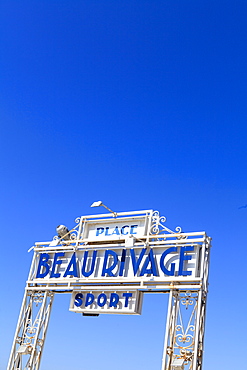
105, 227, 111, 236
130, 248, 146, 275
96, 228, 104, 236
74, 293, 83, 307
140, 249, 158, 276
109, 293, 119, 307
85, 293, 94, 306
160, 247, 177, 276
50, 252, 65, 278
122, 293, 132, 307
63, 252, 78, 277
111, 226, 120, 235
178, 246, 194, 276
121, 225, 129, 235
97, 293, 107, 307
130, 225, 138, 235
36, 253, 50, 278
119, 249, 126, 276
102, 250, 118, 276
81, 250, 97, 277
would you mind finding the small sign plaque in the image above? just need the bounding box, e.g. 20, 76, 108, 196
82, 216, 149, 242
69, 290, 143, 315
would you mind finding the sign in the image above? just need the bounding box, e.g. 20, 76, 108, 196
34, 245, 198, 281
69, 290, 143, 315
7, 209, 210, 370
29, 210, 205, 317
82, 215, 149, 242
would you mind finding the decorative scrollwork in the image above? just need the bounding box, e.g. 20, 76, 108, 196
26, 325, 37, 335
175, 226, 182, 233
33, 292, 44, 306
176, 332, 194, 346
181, 292, 194, 309
75, 217, 81, 224
52, 222, 80, 243
70, 232, 77, 240
174, 293, 197, 351
179, 349, 193, 364
24, 337, 32, 344
23, 318, 40, 345
150, 210, 183, 236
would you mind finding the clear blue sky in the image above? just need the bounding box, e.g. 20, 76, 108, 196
1, 1, 247, 369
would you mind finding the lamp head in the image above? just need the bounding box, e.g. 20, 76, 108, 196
91, 201, 103, 207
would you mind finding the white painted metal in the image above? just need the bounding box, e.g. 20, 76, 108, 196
70, 289, 143, 315
161, 253, 210, 369
7, 290, 54, 370
7, 209, 211, 370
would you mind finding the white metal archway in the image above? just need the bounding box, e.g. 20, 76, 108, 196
7, 209, 211, 370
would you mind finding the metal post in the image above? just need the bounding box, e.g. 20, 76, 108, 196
7, 290, 54, 370
161, 290, 174, 370
160, 290, 208, 370
161, 290, 180, 370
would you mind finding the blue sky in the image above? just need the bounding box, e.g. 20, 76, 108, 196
1, 1, 247, 369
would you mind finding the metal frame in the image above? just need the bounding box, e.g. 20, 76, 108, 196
7, 290, 54, 370
7, 210, 211, 370
161, 289, 207, 370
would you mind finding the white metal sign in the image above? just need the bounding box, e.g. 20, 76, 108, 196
82, 216, 148, 242
34, 245, 199, 283
69, 290, 143, 315
7, 209, 211, 370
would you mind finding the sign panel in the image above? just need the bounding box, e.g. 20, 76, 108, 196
34, 245, 199, 282
7, 209, 210, 370
69, 290, 143, 315
82, 216, 148, 242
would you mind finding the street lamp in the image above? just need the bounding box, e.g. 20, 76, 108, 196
90, 201, 117, 217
